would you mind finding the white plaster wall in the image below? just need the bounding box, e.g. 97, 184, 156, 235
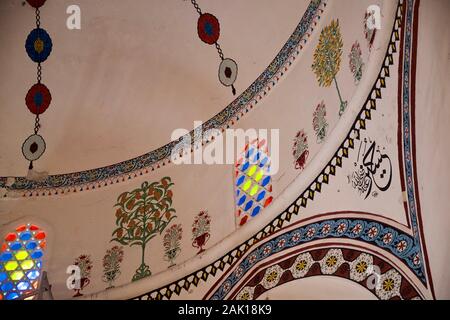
414, 0, 450, 300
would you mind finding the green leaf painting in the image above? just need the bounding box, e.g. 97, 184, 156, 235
111, 177, 176, 281
312, 19, 348, 116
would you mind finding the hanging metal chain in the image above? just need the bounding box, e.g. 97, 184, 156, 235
37, 63, 42, 83
215, 43, 224, 61
34, 115, 41, 134
35, 8, 41, 28
190, 0, 202, 15
35, 8, 42, 135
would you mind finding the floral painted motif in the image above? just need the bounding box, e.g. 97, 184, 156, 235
319, 249, 344, 275
236, 286, 254, 300
72, 254, 93, 297
313, 101, 328, 143
349, 41, 364, 82
290, 253, 314, 279
111, 177, 176, 281
292, 130, 309, 171
364, 11, 377, 50
102, 246, 124, 289
349, 253, 373, 282
376, 269, 402, 300
163, 224, 182, 267
349, 41, 364, 83
312, 19, 347, 116
214, 248, 419, 301
192, 211, 211, 254
261, 265, 283, 289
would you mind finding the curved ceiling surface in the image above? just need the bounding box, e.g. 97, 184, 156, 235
0, 0, 310, 176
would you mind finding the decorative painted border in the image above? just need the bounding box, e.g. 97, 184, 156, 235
230, 247, 421, 300
131, 0, 431, 300
396, 0, 434, 296
208, 217, 423, 300
0, 0, 327, 197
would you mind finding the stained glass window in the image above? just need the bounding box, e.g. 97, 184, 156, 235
0, 224, 46, 300
234, 139, 273, 226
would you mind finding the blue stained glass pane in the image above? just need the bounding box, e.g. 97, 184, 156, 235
244, 200, 253, 211
6, 292, 19, 300
251, 206, 261, 217
26, 241, 38, 250
236, 175, 245, 187
256, 190, 266, 202
0, 252, 13, 262
245, 148, 254, 158
259, 157, 269, 167
236, 189, 240, 196
10, 242, 22, 250
36, 262, 41, 269
27, 270, 40, 280
241, 161, 250, 172
17, 281, 30, 291
1, 282, 14, 291
237, 195, 247, 206
261, 176, 271, 187
31, 250, 43, 259
253, 151, 261, 162
19, 232, 32, 241
0, 272, 7, 281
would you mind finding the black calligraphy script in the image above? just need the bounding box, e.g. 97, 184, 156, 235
351, 139, 392, 199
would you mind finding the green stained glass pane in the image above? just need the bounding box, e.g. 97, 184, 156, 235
10, 270, 24, 281
15, 250, 29, 261
4, 261, 18, 271
254, 169, 264, 182
249, 185, 259, 196
21, 260, 34, 270
242, 180, 252, 192
247, 165, 257, 177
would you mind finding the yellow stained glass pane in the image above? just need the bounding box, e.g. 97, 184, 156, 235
249, 185, 259, 196
254, 170, 264, 182
21, 260, 34, 270
24, 296, 35, 300
247, 165, 257, 177
10, 271, 24, 281
5, 261, 18, 271
242, 180, 252, 191
15, 250, 28, 261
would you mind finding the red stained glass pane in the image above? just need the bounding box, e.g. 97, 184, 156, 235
30, 225, 40, 231
239, 215, 248, 226
35, 231, 46, 240
4, 233, 17, 242
39, 240, 46, 249
16, 225, 26, 232
263, 196, 273, 208
1, 243, 7, 252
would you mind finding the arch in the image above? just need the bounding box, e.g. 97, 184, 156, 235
0, 223, 47, 300
229, 247, 421, 300
234, 139, 273, 226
